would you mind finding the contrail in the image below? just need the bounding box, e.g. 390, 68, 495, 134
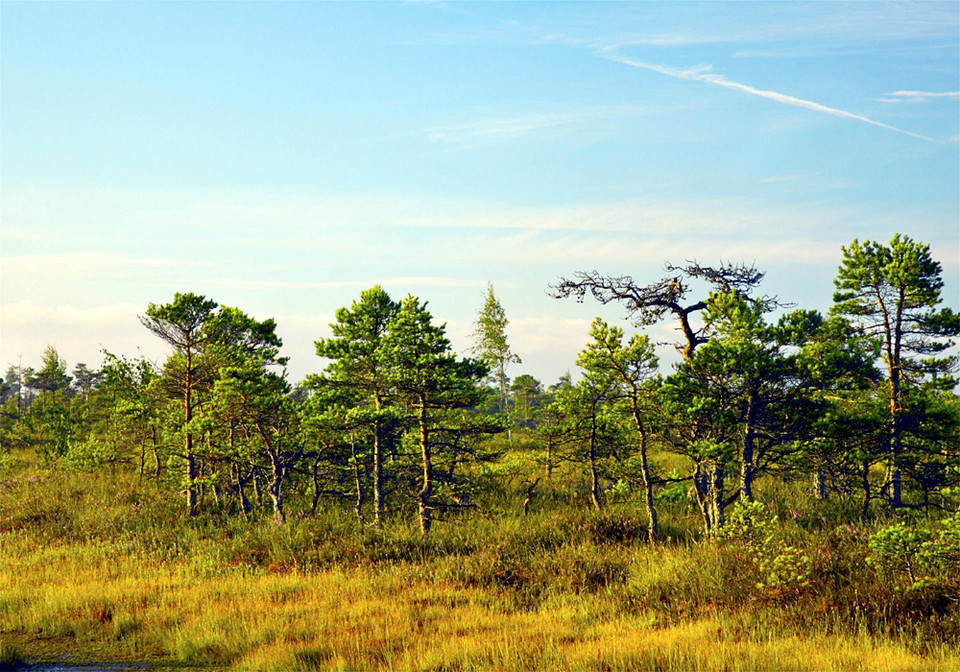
601, 48, 936, 143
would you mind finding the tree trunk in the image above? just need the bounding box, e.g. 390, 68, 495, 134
417, 397, 433, 536
373, 396, 385, 527
887, 433, 902, 508
740, 393, 758, 502
152, 427, 161, 482
196, 458, 206, 507
351, 439, 364, 522
589, 414, 602, 511
253, 468, 263, 507
692, 461, 712, 536
269, 454, 286, 525
711, 463, 726, 530
813, 468, 827, 501
886, 320, 903, 508
631, 405, 657, 541
184, 346, 197, 517
236, 464, 252, 519
861, 458, 872, 523
310, 454, 323, 516
185, 454, 198, 516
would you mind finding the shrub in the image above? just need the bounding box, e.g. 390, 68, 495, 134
715, 500, 811, 597
868, 513, 960, 589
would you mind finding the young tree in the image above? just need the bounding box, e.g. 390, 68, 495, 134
384, 295, 491, 536
0, 363, 29, 451
141, 294, 287, 516
313, 286, 400, 526
32, 346, 73, 401
832, 234, 960, 507
658, 365, 738, 534
472, 283, 521, 413
141, 293, 219, 516
556, 362, 620, 511
577, 318, 660, 540
72, 363, 100, 402
22, 347, 76, 461
70, 353, 160, 476
510, 374, 543, 429
214, 358, 299, 525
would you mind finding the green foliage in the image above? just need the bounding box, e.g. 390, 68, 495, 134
867, 514, 960, 589
832, 234, 960, 508
716, 500, 812, 596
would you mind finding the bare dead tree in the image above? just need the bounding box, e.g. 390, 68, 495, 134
550, 261, 781, 361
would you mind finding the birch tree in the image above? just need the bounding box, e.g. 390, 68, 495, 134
473, 284, 521, 414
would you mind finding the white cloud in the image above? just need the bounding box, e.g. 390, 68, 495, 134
0, 300, 168, 370
2, 300, 143, 327
0, 184, 908, 278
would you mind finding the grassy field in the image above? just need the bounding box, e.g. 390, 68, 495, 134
2, 449, 958, 671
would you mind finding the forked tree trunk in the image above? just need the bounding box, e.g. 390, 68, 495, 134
693, 461, 712, 536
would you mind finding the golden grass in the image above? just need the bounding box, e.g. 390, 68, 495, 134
3, 531, 954, 672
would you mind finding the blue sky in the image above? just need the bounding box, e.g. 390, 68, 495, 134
2, 1, 958, 385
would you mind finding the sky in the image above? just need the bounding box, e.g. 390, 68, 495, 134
2, 1, 958, 386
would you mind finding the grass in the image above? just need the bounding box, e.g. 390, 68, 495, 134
2, 450, 958, 671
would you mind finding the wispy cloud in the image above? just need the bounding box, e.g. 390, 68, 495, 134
424, 111, 591, 145
599, 48, 937, 143
409, 105, 649, 147
759, 173, 820, 184
876, 90, 960, 104
1, 252, 212, 276
205, 277, 488, 290
759, 173, 861, 191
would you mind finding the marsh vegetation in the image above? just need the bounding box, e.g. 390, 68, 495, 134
2, 234, 958, 670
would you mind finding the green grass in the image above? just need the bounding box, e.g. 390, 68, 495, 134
2, 449, 958, 671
